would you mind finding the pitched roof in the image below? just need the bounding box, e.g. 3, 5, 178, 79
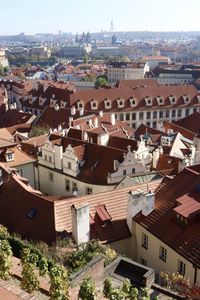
174, 111, 200, 135
0, 165, 56, 243
116, 79, 158, 89
0, 163, 161, 244
54, 180, 161, 244
134, 166, 200, 268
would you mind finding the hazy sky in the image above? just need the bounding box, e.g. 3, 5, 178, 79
1, 0, 200, 35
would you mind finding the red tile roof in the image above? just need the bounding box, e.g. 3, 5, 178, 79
174, 111, 200, 135
134, 166, 200, 268
0, 163, 161, 244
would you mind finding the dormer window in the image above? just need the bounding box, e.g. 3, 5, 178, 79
50, 99, 57, 107
60, 100, 67, 108
5, 150, 14, 162
129, 97, 137, 107
169, 95, 176, 105
104, 98, 111, 109
145, 97, 152, 106
90, 100, 98, 110
77, 100, 84, 110
183, 95, 190, 104
39, 97, 46, 106
117, 98, 124, 108
157, 96, 164, 105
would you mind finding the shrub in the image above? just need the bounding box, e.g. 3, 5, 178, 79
0, 239, 13, 280
49, 264, 69, 300
103, 278, 113, 298
21, 248, 39, 293
78, 276, 97, 300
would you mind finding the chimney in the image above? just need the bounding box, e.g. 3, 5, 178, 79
127, 190, 155, 232
110, 113, 116, 126
0, 169, 3, 186
94, 117, 98, 128
69, 116, 73, 127
127, 191, 143, 232
54, 144, 63, 170
71, 203, 90, 244
71, 106, 76, 116
79, 108, 84, 116
58, 124, 62, 132
99, 110, 103, 117
142, 191, 155, 216
152, 148, 160, 169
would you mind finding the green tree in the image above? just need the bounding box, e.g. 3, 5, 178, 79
29, 126, 50, 138
95, 76, 108, 88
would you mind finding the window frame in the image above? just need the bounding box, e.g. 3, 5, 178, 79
142, 233, 148, 249
159, 245, 167, 262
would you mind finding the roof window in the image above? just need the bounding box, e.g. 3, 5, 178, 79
27, 208, 37, 219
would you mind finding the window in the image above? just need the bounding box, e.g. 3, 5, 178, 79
178, 109, 182, 117
165, 110, 169, 118
172, 110, 176, 118
68, 162, 72, 170
49, 172, 53, 182
185, 108, 190, 116
141, 258, 147, 266
104, 99, 111, 109
49, 156, 52, 163
146, 112, 151, 119
153, 111, 157, 119
153, 122, 157, 128
130, 97, 136, 107
120, 114, 124, 121
139, 112, 144, 120
159, 111, 163, 118
7, 153, 13, 161
132, 168, 135, 174
142, 233, 148, 249
18, 169, 24, 177
65, 179, 70, 191
178, 260, 186, 276
157, 96, 164, 105
44, 155, 47, 161
91, 101, 97, 110
126, 113, 130, 121
86, 187, 93, 194
27, 208, 37, 219
123, 170, 127, 176
159, 246, 167, 262
72, 182, 77, 191
132, 113, 136, 120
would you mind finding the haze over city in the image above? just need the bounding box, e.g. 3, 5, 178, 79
1, 0, 200, 35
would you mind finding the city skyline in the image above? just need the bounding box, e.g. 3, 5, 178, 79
1, 0, 200, 35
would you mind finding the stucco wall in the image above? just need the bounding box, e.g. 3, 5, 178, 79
133, 222, 200, 285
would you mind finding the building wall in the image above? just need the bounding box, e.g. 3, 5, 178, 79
110, 237, 134, 258
107, 64, 149, 83
37, 163, 115, 196
132, 222, 200, 284
16, 162, 35, 188
115, 106, 200, 129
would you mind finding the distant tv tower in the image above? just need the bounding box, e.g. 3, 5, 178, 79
110, 17, 114, 32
